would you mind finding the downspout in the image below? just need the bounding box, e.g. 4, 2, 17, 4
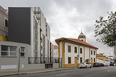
78, 45, 80, 66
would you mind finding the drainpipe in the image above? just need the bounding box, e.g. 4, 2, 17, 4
78, 45, 80, 64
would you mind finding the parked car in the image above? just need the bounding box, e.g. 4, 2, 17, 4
110, 62, 114, 66
104, 63, 109, 66
93, 63, 99, 67
99, 63, 104, 66
79, 62, 92, 68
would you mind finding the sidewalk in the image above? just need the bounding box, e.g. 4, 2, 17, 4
0, 67, 76, 77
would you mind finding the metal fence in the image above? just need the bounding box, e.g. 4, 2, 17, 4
28, 57, 60, 64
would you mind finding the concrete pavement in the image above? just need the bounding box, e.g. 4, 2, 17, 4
6, 66, 116, 77
0, 67, 75, 77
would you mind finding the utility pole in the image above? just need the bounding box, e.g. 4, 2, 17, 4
18, 48, 20, 73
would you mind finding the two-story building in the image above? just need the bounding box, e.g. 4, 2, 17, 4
55, 32, 98, 67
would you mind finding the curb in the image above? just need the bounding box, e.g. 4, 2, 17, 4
0, 68, 74, 77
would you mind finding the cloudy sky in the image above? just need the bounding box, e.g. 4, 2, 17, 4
0, 0, 116, 56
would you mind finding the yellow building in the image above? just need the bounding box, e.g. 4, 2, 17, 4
55, 32, 98, 67
96, 54, 106, 60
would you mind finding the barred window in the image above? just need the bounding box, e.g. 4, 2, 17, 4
80, 48, 82, 54
91, 50, 92, 55
68, 45, 71, 52
94, 51, 95, 55
74, 47, 77, 53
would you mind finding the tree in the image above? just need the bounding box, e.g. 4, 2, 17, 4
94, 11, 116, 47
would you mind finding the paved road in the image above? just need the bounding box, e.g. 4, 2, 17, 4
7, 66, 116, 77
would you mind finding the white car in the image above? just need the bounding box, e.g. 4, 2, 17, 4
79, 62, 92, 68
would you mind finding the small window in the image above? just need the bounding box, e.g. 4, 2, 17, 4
20, 47, 25, 57
5, 19, 8, 27
94, 51, 95, 55
68, 57, 71, 63
80, 57, 82, 63
80, 48, 82, 54
91, 50, 92, 55
74, 47, 77, 53
68, 45, 71, 53
94, 58, 95, 62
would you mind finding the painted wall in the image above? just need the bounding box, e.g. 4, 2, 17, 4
0, 6, 8, 40
53, 49, 58, 58
90, 48, 96, 63
60, 42, 62, 58
85, 47, 89, 60
0, 41, 57, 72
53, 63, 59, 68
58, 41, 97, 67
65, 42, 78, 64
0, 35, 8, 41
0, 41, 31, 72
97, 56, 106, 60
8, 7, 31, 44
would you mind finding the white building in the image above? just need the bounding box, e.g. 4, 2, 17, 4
55, 32, 98, 67
53, 45, 58, 58
8, 7, 50, 63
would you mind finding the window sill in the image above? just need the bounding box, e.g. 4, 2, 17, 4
1, 56, 17, 58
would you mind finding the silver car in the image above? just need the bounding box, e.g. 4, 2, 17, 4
79, 62, 92, 68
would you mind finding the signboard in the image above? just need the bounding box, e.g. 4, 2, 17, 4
1, 65, 17, 69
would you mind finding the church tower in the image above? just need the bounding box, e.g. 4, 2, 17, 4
78, 31, 86, 42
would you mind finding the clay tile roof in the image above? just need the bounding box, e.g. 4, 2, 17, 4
54, 45, 58, 49
55, 37, 98, 49
96, 54, 105, 57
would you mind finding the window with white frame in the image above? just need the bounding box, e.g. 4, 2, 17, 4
20, 47, 25, 57
1, 45, 17, 56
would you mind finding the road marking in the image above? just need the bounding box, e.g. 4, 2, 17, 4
107, 70, 111, 72
56, 73, 69, 76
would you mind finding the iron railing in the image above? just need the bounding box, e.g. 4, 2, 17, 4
28, 57, 60, 64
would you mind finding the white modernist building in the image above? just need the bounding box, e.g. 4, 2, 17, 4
55, 32, 98, 67
8, 7, 50, 63
53, 45, 58, 58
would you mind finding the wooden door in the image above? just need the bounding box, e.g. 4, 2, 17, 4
75, 57, 77, 66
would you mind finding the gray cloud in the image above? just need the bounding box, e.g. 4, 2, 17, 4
0, 0, 115, 56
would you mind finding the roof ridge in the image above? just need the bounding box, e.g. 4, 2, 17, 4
66, 38, 97, 48
55, 37, 98, 49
